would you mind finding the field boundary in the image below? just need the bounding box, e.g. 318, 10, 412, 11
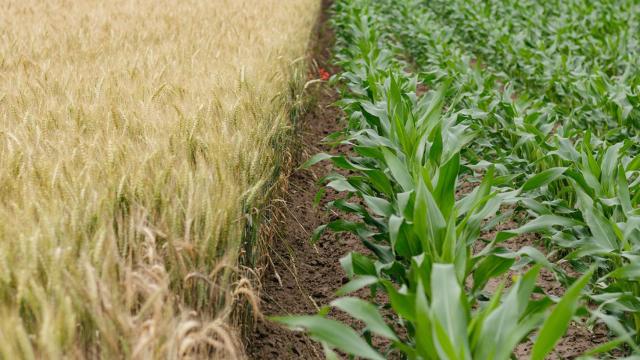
244, 1, 356, 358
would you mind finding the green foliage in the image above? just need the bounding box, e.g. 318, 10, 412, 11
277, 0, 640, 357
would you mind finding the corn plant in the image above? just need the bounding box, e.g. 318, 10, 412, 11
508, 136, 640, 348
278, 264, 593, 360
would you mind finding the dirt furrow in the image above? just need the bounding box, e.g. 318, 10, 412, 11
245, 2, 357, 358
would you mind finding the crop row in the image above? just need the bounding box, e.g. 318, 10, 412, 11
389, 0, 640, 138
277, 0, 640, 358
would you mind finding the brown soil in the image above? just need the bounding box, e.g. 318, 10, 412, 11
245, 1, 358, 358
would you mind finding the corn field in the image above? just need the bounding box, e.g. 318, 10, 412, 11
277, 0, 640, 358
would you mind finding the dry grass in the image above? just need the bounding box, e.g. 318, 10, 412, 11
0, 0, 320, 358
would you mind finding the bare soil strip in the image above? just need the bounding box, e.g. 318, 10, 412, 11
245, 2, 358, 358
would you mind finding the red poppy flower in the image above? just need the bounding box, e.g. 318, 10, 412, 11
318, 67, 331, 81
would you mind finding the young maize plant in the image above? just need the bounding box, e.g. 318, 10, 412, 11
508, 136, 640, 347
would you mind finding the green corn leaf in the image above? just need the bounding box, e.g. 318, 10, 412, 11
383, 280, 417, 322
336, 275, 379, 296
590, 310, 640, 353
617, 164, 632, 214
414, 278, 437, 357
330, 199, 365, 214
300, 152, 333, 169
330, 155, 372, 171
397, 191, 414, 216
388, 214, 403, 247
521, 167, 567, 192
564, 169, 596, 197
582, 338, 626, 356
273, 316, 385, 360
331, 297, 398, 340
362, 239, 394, 263
313, 188, 326, 208
475, 266, 542, 360
428, 124, 444, 165
441, 215, 458, 265
382, 148, 414, 191
609, 263, 640, 281
365, 169, 395, 196
410, 253, 433, 297
327, 179, 358, 192
430, 264, 470, 359
434, 153, 460, 220
311, 224, 327, 242
469, 281, 504, 351
363, 194, 394, 217
515, 246, 554, 269
515, 215, 582, 234
433, 318, 464, 360
472, 253, 515, 293
322, 343, 340, 360
628, 154, 640, 171
576, 189, 619, 251
340, 252, 377, 277
530, 268, 594, 360
601, 143, 623, 190
582, 141, 601, 179
415, 178, 446, 257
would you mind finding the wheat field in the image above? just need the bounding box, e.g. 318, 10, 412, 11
0, 0, 319, 358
